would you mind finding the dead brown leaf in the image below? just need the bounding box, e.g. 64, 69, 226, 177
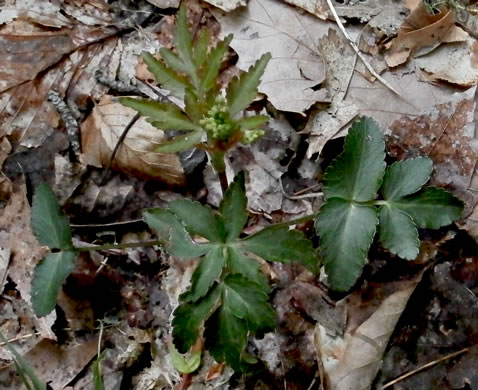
385, 4, 468, 67
80, 95, 186, 185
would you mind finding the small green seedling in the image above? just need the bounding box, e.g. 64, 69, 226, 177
143, 172, 317, 371
120, 4, 271, 178
315, 117, 464, 291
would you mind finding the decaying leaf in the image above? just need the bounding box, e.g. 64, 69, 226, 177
315, 277, 422, 390
80, 95, 186, 185
385, 4, 468, 67
203, 0, 246, 12
213, 0, 330, 113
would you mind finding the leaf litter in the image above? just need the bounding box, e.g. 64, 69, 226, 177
1, 0, 478, 388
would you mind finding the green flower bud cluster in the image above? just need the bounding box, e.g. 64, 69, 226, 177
200, 97, 236, 141
241, 129, 265, 144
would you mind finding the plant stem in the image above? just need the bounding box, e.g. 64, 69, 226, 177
273, 214, 316, 228
210, 151, 228, 196
74, 240, 163, 253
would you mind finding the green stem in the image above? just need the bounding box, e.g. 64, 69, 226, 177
273, 214, 316, 229
74, 240, 163, 253
209, 151, 228, 196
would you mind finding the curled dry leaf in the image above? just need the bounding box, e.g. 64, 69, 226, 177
80, 95, 186, 185
213, 0, 330, 113
385, 4, 468, 67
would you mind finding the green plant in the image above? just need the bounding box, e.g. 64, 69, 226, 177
120, 4, 271, 191
315, 117, 464, 291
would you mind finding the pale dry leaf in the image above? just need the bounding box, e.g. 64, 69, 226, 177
145, 0, 180, 8
416, 37, 478, 87
213, 0, 332, 113
0, 0, 70, 28
385, 4, 468, 67
281, 0, 329, 20
203, 0, 246, 12
80, 95, 186, 185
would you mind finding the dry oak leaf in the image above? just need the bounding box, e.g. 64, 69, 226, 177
80, 95, 185, 185
385, 4, 468, 67
213, 0, 330, 113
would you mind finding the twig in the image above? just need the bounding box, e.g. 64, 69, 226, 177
95, 70, 143, 95
70, 218, 144, 229
381, 347, 471, 389
324, 0, 403, 98
280, 177, 323, 200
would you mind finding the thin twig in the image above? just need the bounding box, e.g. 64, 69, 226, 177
382, 347, 471, 389
325, 0, 404, 98
280, 177, 323, 200
70, 218, 144, 229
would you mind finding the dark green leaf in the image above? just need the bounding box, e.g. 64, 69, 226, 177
241, 226, 318, 273
381, 157, 433, 200
141, 51, 189, 98
315, 198, 378, 291
31, 251, 76, 317
227, 247, 269, 293
378, 205, 419, 260
31, 183, 72, 250
391, 187, 464, 229
199, 35, 233, 94
154, 130, 203, 153
193, 29, 210, 68
324, 117, 386, 202
159, 48, 188, 75
174, 4, 198, 87
173, 284, 221, 353
184, 88, 202, 123
119, 98, 202, 131
143, 209, 209, 258
237, 115, 270, 130
182, 245, 225, 303
226, 53, 271, 117
169, 199, 225, 242
219, 171, 248, 241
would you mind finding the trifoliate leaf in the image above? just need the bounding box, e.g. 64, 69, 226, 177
173, 284, 221, 353
31, 183, 73, 250
141, 51, 189, 99
315, 198, 378, 291
241, 226, 318, 273
226, 53, 271, 117
237, 115, 270, 130
174, 4, 199, 88
193, 29, 210, 68
169, 199, 225, 242
381, 157, 433, 200
143, 208, 209, 258
378, 205, 419, 260
119, 98, 202, 132
324, 117, 386, 202
31, 251, 76, 317
169, 342, 201, 374
154, 130, 203, 153
206, 275, 275, 371
391, 187, 464, 229
226, 247, 269, 293
182, 246, 226, 303
219, 171, 248, 241
200, 35, 233, 94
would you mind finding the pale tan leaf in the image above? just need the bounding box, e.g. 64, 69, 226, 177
80, 95, 186, 185
213, 0, 331, 113
204, 0, 246, 12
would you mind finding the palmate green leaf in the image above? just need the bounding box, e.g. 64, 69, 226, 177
315, 199, 378, 292
237, 115, 270, 130
154, 130, 203, 153
119, 98, 202, 132
199, 35, 233, 94
391, 187, 464, 229
184, 88, 202, 123
159, 48, 188, 75
241, 226, 318, 273
378, 206, 419, 260
219, 171, 248, 241
31, 183, 73, 250
324, 117, 386, 201
205, 275, 275, 371
0, 332, 46, 390
143, 209, 209, 258
181, 246, 225, 303
381, 157, 433, 199
173, 284, 221, 353
31, 251, 76, 317
193, 29, 210, 68
174, 4, 199, 88
169, 199, 225, 242
141, 51, 189, 99
226, 247, 269, 293
226, 53, 271, 117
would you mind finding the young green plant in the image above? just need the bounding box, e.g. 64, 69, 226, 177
119, 4, 271, 192
315, 117, 464, 291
